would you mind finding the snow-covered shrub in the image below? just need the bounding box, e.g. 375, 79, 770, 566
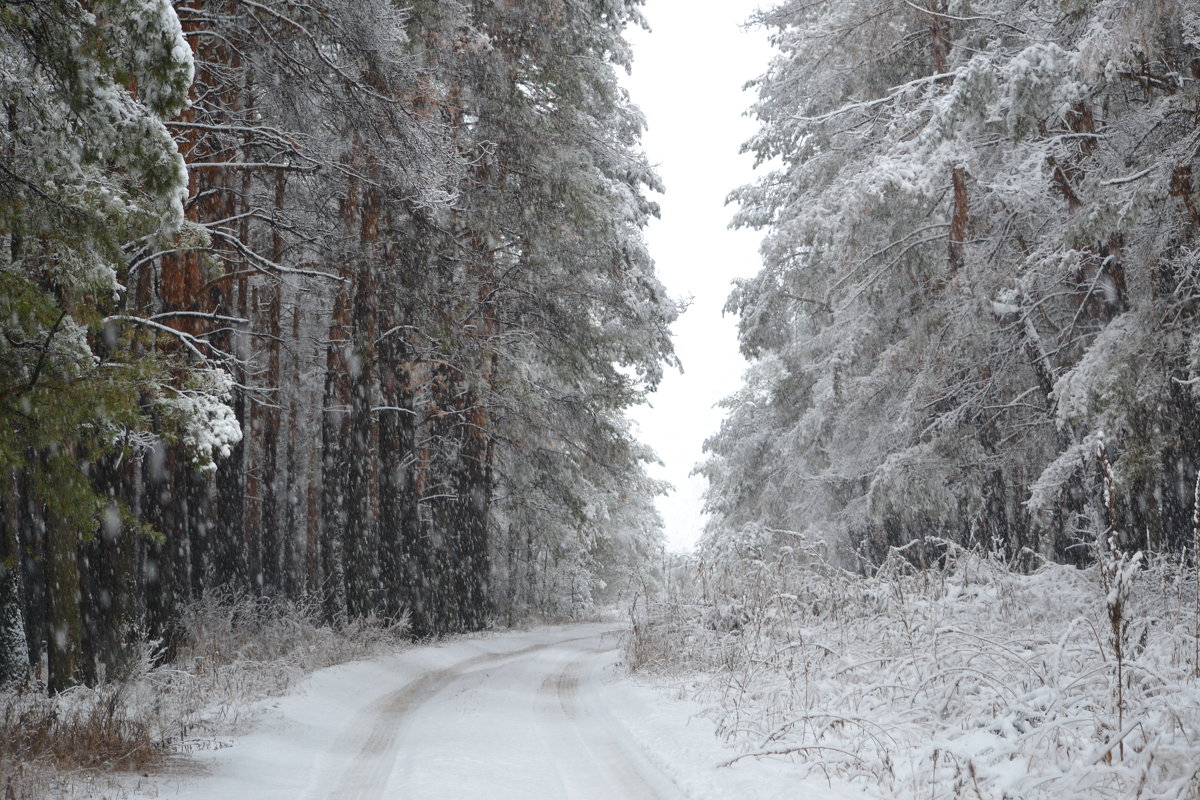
143, 591, 409, 747
0, 643, 164, 800
0, 592, 409, 797
629, 542, 1200, 799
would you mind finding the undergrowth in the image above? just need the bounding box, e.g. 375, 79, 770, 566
0, 593, 408, 800
628, 539, 1200, 799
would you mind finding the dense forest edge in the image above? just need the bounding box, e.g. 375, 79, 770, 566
0, 0, 676, 703
6, 0, 1200, 797
702, 0, 1200, 570
631, 2, 1200, 799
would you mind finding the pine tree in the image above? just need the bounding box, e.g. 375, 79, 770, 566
0, 0, 230, 689
0, 0, 676, 685
709, 0, 1200, 567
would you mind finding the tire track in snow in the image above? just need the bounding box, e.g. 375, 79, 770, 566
543, 646, 688, 800
326, 637, 592, 800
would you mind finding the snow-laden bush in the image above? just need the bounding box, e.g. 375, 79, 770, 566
132, 592, 409, 751
0, 593, 408, 798
629, 541, 1200, 799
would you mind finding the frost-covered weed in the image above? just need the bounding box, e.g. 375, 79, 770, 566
630, 543, 1200, 799
139, 592, 409, 750
0, 593, 408, 798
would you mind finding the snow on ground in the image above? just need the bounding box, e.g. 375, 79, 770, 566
123, 622, 859, 800
630, 543, 1200, 800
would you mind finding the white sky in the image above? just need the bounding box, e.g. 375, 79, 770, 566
623, 1, 771, 552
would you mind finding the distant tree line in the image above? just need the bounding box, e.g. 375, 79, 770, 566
703, 0, 1200, 570
0, 0, 673, 692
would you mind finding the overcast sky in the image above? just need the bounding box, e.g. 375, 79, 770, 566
623, 2, 771, 552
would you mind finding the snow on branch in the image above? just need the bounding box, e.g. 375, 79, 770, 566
1027, 432, 1100, 519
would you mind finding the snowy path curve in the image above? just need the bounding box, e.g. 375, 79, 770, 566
132, 623, 848, 800
324, 629, 682, 799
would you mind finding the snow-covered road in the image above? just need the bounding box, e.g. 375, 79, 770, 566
131, 623, 851, 800
322, 627, 681, 799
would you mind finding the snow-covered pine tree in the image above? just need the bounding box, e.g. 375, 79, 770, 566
444, 0, 677, 622
1, 0, 676, 686
710, 0, 1200, 567
0, 0, 236, 690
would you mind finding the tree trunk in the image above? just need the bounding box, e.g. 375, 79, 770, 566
0, 470, 28, 685
80, 455, 139, 684
344, 256, 379, 620
948, 165, 969, 273
44, 478, 82, 693
320, 285, 353, 626
378, 330, 421, 628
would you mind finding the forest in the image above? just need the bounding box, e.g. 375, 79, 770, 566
652, 3, 1200, 796
702, 0, 1200, 573
0, 0, 675, 694
5, 0, 1200, 798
